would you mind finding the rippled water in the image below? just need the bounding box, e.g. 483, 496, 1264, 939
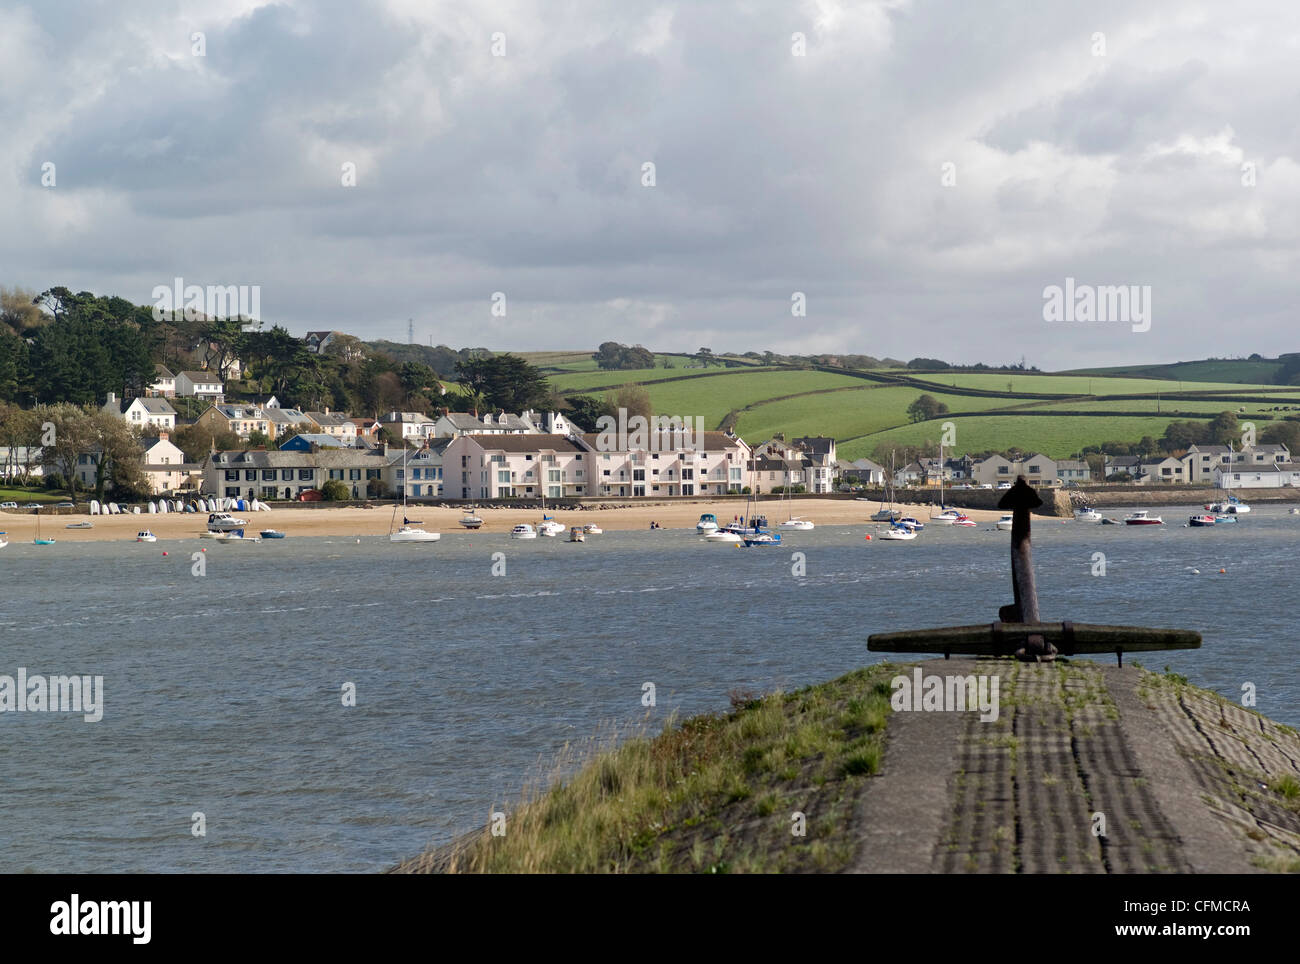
2, 504, 1296, 871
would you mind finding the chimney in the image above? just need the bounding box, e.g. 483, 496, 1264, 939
159, 431, 169, 442
106, 391, 117, 407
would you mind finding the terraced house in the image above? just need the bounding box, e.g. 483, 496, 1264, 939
203, 449, 389, 500
442, 431, 751, 500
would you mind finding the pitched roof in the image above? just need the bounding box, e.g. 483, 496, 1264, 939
793, 436, 835, 455
305, 411, 351, 427
153, 364, 175, 378
465, 433, 587, 453
130, 397, 176, 415
579, 431, 744, 452
209, 449, 388, 469
177, 370, 222, 383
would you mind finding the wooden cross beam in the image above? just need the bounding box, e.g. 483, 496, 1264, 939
867, 476, 1202, 664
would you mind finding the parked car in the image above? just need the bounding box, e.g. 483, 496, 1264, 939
55, 501, 75, 508
21, 502, 43, 508
0, 501, 17, 509
996, 482, 1013, 490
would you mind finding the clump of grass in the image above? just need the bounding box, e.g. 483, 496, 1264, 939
418, 663, 903, 874
1268, 774, 1300, 802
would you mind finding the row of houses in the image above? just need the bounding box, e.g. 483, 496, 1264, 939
200, 431, 851, 502
835, 443, 1295, 488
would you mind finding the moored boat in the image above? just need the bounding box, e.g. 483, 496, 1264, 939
778, 517, 814, 530
538, 517, 565, 537
568, 526, 585, 542
390, 524, 440, 542
695, 513, 719, 533
65, 521, 94, 529
1074, 507, 1103, 522
996, 514, 1014, 531
259, 529, 286, 539
878, 523, 917, 541
136, 530, 157, 542
459, 513, 484, 529
582, 523, 602, 535
511, 523, 537, 540
1124, 510, 1164, 525
1188, 515, 1216, 527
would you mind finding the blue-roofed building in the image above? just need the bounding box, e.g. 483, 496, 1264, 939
280, 433, 345, 452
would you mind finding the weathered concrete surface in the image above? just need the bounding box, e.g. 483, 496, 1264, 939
849, 658, 1300, 873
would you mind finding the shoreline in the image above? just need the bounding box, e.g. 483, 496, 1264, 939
0, 497, 1014, 542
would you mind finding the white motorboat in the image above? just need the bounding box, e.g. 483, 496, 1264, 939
582, 523, 602, 535
996, 514, 1014, 531
1073, 508, 1103, 522
878, 524, 917, 541
952, 514, 977, 527
0, 532, 7, 549
778, 517, 814, 530
511, 523, 538, 540
930, 509, 962, 525
704, 529, 743, 543
538, 518, 565, 537
136, 530, 157, 542
390, 525, 440, 542
1124, 510, 1164, 525
568, 526, 585, 542
696, 513, 719, 533
206, 512, 248, 531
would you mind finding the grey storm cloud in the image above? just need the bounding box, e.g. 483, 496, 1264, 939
1, 0, 1297, 368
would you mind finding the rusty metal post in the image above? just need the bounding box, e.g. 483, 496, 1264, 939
997, 477, 1055, 660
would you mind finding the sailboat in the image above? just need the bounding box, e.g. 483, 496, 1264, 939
33, 508, 55, 545
1206, 442, 1250, 514
778, 481, 813, 530
390, 449, 440, 542
871, 453, 900, 522
0, 531, 7, 549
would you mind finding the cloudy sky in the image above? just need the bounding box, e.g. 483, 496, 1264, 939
2, 0, 1297, 369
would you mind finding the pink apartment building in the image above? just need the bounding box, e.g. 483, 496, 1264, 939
442, 431, 752, 500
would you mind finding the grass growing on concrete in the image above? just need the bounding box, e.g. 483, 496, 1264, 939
419, 664, 901, 874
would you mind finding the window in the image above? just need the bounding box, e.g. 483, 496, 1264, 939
367, 469, 380, 480
350, 469, 361, 481
633, 469, 645, 481
497, 470, 510, 483
262, 470, 276, 481
298, 469, 312, 480
245, 470, 256, 481
225, 470, 239, 481
281, 469, 293, 481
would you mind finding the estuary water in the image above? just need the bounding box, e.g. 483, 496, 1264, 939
1, 505, 1297, 872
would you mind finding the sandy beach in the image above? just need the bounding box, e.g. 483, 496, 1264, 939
0, 497, 1015, 542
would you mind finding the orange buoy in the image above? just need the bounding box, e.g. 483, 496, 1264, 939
865, 534, 872, 540
1219, 568, 1226, 573
162, 551, 168, 556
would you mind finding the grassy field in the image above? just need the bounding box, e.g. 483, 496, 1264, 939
398, 664, 899, 873
903, 372, 1266, 395
0, 487, 65, 504
734, 386, 1018, 444
520, 352, 1298, 457
548, 364, 762, 392
839, 414, 1185, 460
641, 370, 871, 427
1066, 359, 1285, 385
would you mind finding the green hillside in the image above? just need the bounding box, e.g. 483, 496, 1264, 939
528, 352, 1299, 461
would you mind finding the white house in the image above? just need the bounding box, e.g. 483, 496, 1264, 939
175, 370, 224, 399
148, 365, 176, 397
1214, 461, 1300, 489
380, 411, 436, 441
103, 392, 177, 431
